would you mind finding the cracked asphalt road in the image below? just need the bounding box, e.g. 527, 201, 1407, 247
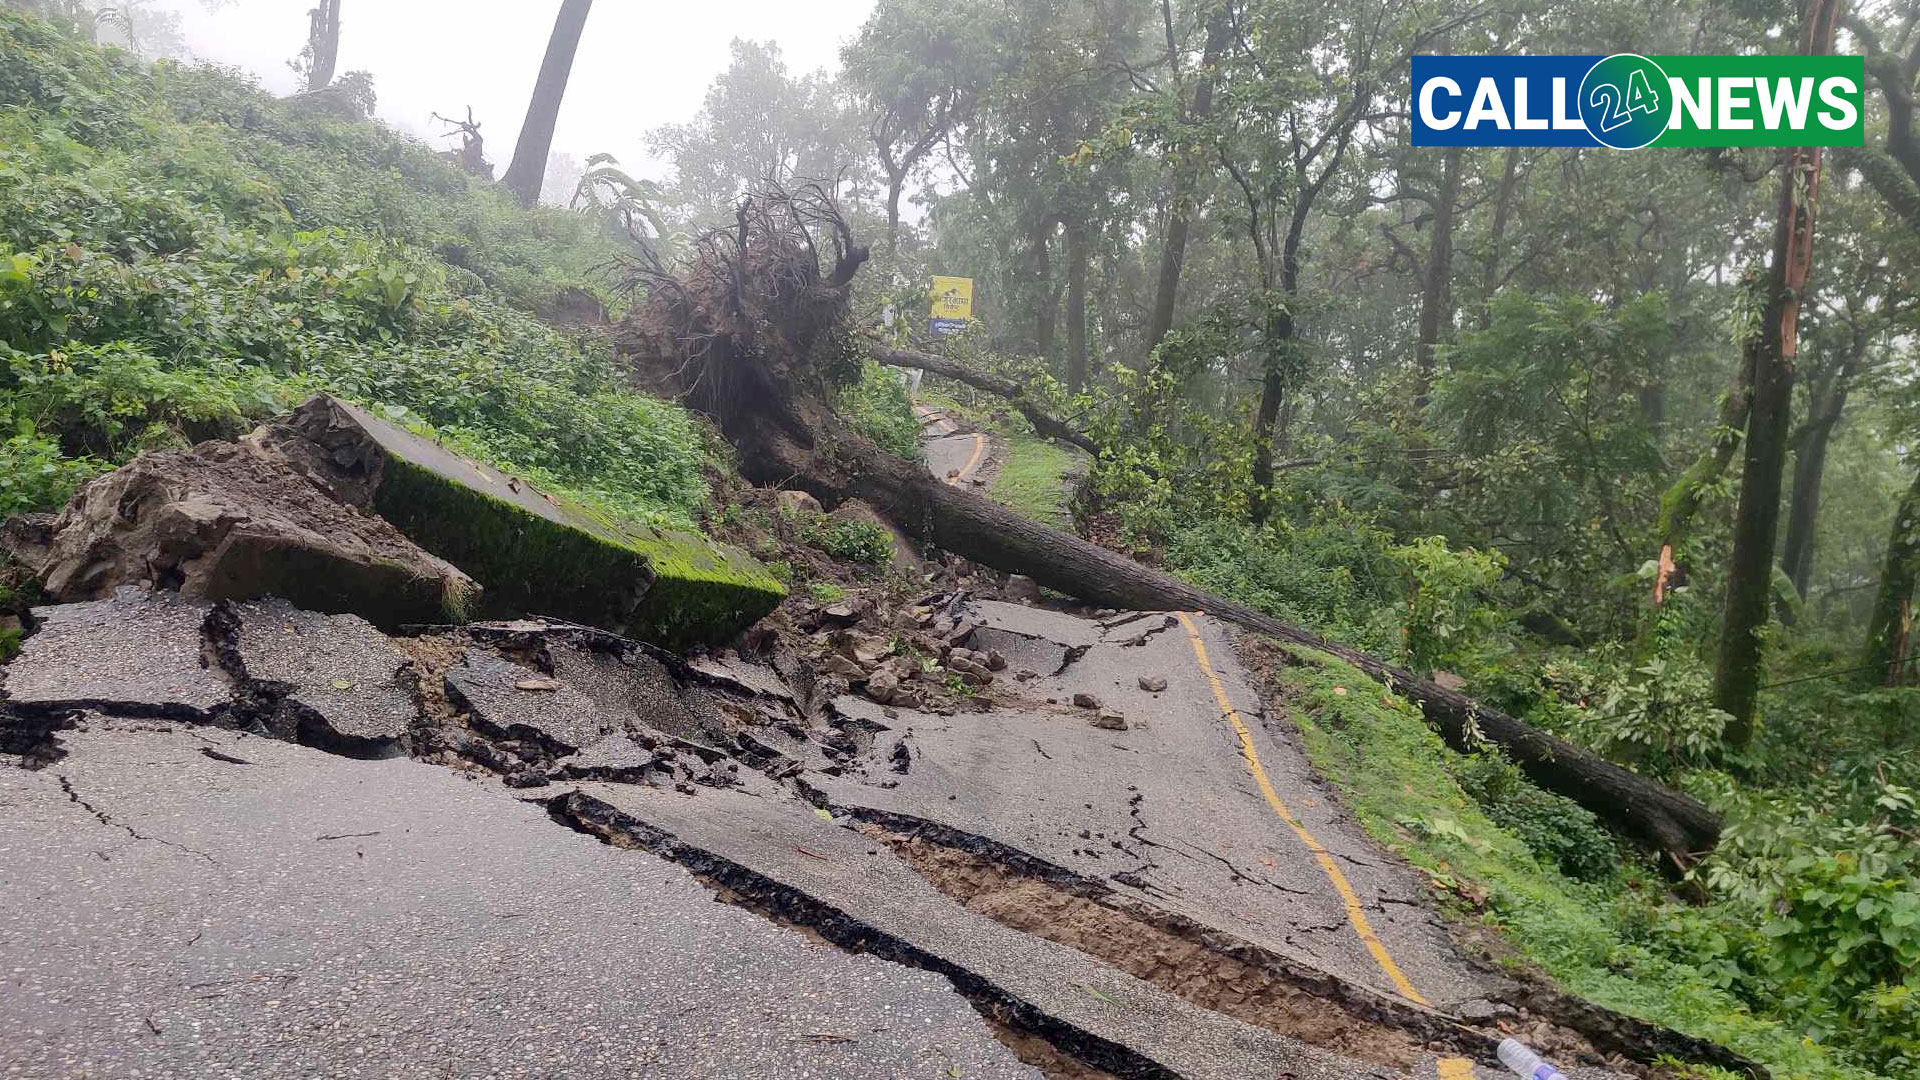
917, 405, 989, 485
812, 599, 1497, 1010
0, 723, 1038, 1080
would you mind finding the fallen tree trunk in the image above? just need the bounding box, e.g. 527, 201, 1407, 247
832, 453, 1719, 869
870, 342, 1098, 456
617, 185, 1721, 871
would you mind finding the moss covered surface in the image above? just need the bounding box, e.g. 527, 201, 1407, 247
370, 456, 781, 649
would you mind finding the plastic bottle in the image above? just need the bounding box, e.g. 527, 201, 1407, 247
1496, 1038, 1569, 1080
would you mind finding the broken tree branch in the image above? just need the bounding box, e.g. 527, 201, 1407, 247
868, 341, 1099, 456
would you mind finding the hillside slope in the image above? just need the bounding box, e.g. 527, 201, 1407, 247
0, 11, 710, 537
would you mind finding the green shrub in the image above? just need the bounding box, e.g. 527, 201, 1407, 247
793, 513, 894, 564
1163, 509, 1403, 654
0, 10, 710, 534
1453, 751, 1618, 881
837, 360, 921, 460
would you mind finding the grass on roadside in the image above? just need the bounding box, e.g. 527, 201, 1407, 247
989, 431, 1080, 527
1243, 639, 1884, 1080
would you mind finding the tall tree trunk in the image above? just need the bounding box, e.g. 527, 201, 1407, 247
502, 0, 594, 209
1064, 216, 1089, 395
1712, 0, 1840, 750
880, 157, 908, 258
1864, 468, 1920, 686
1413, 146, 1462, 410
305, 0, 342, 92
1143, 11, 1230, 355
1477, 147, 1520, 331
1030, 218, 1056, 359
1781, 331, 1863, 601
1248, 307, 1293, 525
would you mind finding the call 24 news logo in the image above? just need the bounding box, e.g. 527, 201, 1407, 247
1411, 53, 1866, 148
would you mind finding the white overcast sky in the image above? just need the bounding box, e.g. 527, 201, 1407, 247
154, 0, 875, 180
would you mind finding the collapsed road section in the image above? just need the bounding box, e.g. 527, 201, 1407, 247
0, 572, 1753, 1079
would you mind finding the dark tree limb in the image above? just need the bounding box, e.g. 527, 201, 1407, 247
812, 447, 1722, 870
619, 190, 1720, 873
869, 342, 1099, 456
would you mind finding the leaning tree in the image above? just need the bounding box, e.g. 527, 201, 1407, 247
612, 183, 1722, 870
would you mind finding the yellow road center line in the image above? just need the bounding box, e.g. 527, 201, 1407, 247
1174, 612, 1480, 1076
953, 432, 987, 482
1173, 612, 1430, 1006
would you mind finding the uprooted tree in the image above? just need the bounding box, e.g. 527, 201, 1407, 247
613, 184, 1722, 870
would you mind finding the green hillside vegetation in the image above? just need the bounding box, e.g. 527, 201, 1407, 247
0, 10, 711, 535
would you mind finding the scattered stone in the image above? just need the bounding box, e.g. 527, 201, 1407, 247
1071, 692, 1101, 710
984, 649, 1008, 672
776, 489, 824, 516
819, 654, 866, 680
1138, 675, 1168, 693
515, 677, 563, 692
2, 588, 231, 720
865, 669, 901, 705
849, 634, 893, 666
1092, 709, 1129, 731
820, 601, 862, 627
225, 598, 415, 753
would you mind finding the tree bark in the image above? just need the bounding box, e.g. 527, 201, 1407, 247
305, 0, 341, 92
1477, 147, 1520, 331
1712, 0, 1840, 750
1413, 146, 1462, 410
869, 343, 1097, 455
1143, 10, 1230, 355
502, 0, 594, 210
1064, 216, 1090, 395
1864, 467, 1920, 686
882, 162, 907, 258
1248, 307, 1293, 525
1781, 329, 1863, 601
1029, 217, 1056, 359
773, 441, 1720, 868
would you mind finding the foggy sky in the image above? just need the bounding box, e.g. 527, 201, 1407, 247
153, 0, 874, 181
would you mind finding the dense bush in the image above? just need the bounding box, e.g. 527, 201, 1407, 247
837, 360, 922, 461
0, 12, 708, 529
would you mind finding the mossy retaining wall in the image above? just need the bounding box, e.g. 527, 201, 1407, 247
312, 396, 782, 648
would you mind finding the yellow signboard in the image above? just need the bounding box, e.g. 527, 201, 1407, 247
929, 275, 973, 335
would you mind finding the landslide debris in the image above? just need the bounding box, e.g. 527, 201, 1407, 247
257, 394, 784, 647
3, 439, 476, 628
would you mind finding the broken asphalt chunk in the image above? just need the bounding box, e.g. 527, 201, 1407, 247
14, 439, 476, 628
2, 588, 230, 720
445, 651, 625, 756
222, 598, 414, 754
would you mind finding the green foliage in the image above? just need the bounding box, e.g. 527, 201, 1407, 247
0, 10, 710, 537
792, 512, 894, 565
837, 360, 922, 460
989, 431, 1078, 527
1453, 751, 1618, 882
1387, 536, 1506, 674
1272, 648, 1887, 1080
807, 580, 846, 604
